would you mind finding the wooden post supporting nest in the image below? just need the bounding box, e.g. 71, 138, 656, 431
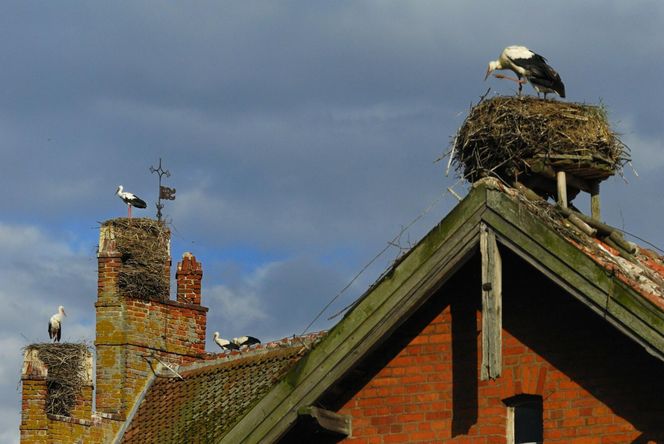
556, 171, 568, 209
590, 181, 601, 220
480, 223, 502, 380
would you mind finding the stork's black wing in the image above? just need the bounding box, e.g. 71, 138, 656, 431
509, 53, 565, 97
243, 336, 261, 346
131, 196, 147, 209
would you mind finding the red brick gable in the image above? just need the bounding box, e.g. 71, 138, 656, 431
333, 252, 664, 443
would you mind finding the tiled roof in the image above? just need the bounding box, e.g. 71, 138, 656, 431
576, 237, 664, 310
487, 178, 664, 311
120, 332, 325, 444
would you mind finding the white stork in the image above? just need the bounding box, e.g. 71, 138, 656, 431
116, 185, 147, 218
213, 332, 240, 352
232, 336, 261, 348
48, 305, 66, 343
485, 45, 566, 99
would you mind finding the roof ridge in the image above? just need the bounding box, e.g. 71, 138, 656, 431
165, 331, 327, 376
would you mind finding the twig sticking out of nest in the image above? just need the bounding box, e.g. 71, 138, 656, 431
104, 218, 170, 301
25, 343, 91, 417
453, 96, 630, 184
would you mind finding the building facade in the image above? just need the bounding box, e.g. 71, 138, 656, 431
20, 180, 664, 443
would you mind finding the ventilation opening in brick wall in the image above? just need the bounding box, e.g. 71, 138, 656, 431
503, 394, 543, 444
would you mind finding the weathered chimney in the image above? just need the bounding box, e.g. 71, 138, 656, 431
95, 219, 208, 418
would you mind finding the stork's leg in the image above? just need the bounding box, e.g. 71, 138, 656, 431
128, 205, 132, 219
493, 74, 528, 96
494, 74, 523, 84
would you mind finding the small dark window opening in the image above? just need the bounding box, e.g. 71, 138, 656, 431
503, 394, 543, 444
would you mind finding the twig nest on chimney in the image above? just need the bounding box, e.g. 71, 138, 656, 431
104, 218, 170, 300
452, 96, 630, 184
24, 343, 91, 417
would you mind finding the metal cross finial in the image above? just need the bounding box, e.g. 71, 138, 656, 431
150, 158, 176, 222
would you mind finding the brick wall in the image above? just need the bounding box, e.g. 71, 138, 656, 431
20, 378, 48, 443
334, 252, 664, 443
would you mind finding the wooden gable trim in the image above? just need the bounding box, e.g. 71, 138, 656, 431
484, 189, 664, 361
480, 222, 502, 380
219, 186, 490, 443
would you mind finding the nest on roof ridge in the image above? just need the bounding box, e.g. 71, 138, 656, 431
104, 218, 169, 301
24, 343, 90, 417
452, 96, 630, 185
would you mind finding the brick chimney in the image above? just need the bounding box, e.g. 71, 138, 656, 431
177, 252, 203, 304
95, 220, 208, 418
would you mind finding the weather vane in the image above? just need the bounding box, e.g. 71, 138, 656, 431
150, 158, 176, 222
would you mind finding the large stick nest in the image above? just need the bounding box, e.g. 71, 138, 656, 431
452, 96, 630, 184
104, 218, 170, 301
25, 343, 90, 417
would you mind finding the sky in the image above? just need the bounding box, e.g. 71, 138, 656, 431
1, 2, 663, 442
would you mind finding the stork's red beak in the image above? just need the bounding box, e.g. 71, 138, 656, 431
484, 67, 491, 81
63, 309, 67, 317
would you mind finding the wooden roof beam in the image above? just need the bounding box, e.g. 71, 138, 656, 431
297, 406, 351, 437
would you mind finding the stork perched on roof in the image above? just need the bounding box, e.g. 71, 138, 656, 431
232, 336, 261, 348
116, 185, 147, 218
213, 332, 239, 352
48, 305, 66, 343
485, 45, 566, 99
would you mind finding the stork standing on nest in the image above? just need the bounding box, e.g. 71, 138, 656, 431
213, 332, 240, 352
116, 185, 147, 218
48, 305, 66, 342
485, 45, 566, 99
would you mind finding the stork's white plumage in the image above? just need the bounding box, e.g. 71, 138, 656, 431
213, 332, 239, 352
48, 305, 66, 343
485, 45, 566, 99
116, 185, 147, 218
232, 336, 261, 348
